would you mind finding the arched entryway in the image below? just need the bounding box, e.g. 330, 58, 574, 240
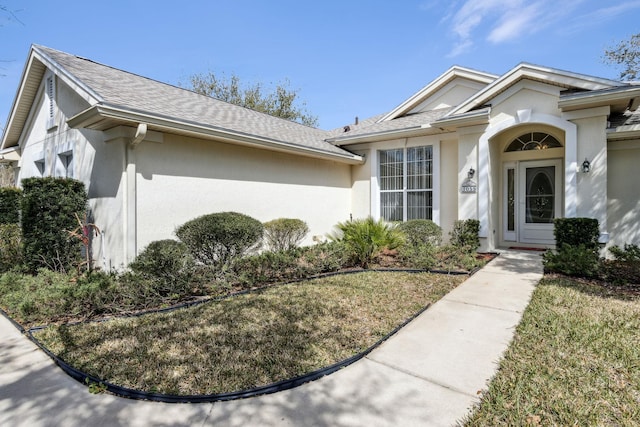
497, 127, 564, 246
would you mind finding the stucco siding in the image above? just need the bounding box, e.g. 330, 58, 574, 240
134, 135, 352, 251
439, 139, 458, 239
573, 115, 608, 234
350, 148, 371, 220
607, 144, 640, 247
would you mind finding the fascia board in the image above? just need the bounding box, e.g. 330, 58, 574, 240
559, 86, 640, 110
68, 105, 364, 165
1, 53, 42, 150
447, 63, 623, 117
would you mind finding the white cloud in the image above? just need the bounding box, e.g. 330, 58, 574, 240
487, 4, 543, 43
442, 0, 588, 56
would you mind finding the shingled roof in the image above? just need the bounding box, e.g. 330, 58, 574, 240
2, 45, 362, 163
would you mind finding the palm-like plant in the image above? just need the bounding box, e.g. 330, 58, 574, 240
329, 217, 404, 268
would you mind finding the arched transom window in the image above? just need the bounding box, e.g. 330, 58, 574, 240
505, 132, 562, 152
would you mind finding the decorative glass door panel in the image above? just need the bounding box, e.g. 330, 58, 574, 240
525, 166, 555, 224
516, 160, 562, 245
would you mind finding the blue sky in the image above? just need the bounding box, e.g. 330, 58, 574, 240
1, 0, 639, 131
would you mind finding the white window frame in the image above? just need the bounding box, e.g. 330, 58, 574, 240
377, 144, 438, 222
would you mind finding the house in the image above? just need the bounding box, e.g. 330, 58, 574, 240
2, 45, 639, 269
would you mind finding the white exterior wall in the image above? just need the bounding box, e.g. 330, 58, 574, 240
15, 75, 127, 270
569, 111, 609, 239
350, 148, 371, 220
607, 141, 640, 247
439, 138, 458, 239
133, 134, 353, 253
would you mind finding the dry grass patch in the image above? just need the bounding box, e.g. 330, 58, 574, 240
464, 276, 640, 426
34, 271, 463, 395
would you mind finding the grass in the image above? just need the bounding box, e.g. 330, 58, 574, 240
464, 276, 640, 426
33, 271, 464, 396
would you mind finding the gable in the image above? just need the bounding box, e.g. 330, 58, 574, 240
407, 77, 490, 114
378, 66, 497, 123
447, 63, 624, 118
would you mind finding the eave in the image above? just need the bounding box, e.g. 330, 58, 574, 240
68, 104, 364, 165
607, 124, 640, 141
559, 86, 640, 113
432, 108, 490, 131
327, 124, 450, 146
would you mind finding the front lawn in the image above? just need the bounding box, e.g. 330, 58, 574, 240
33, 271, 465, 396
464, 276, 640, 426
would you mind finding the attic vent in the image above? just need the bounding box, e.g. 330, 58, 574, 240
46, 75, 56, 129
343, 125, 351, 132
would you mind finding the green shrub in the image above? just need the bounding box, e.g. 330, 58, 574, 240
329, 217, 404, 269
543, 218, 600, 278
0, 223, 22, 272
232, 249, 304, 288
175, 212, 263, 270
553, 218, 599, 252
20, 177, 87, 273
398, 243, 438, 270
299, 241, 350, 273
449, 219, 480, 251
0, 187, 21, 224
543, 244, 600, 278
398, 219, 442, 247
0, 269, 118, 325
263, 218, 309, 252
129, 240, 194, 296
608, 244, 640, 264
602, 244, 640, 285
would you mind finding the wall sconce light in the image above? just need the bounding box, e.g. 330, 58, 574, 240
581, 158, 591, 173
467, 167, 476, 179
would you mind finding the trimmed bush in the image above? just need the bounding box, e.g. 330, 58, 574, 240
129, 240, 194, 296
398, 219, 442, 247
449, 219, 480, 251
0, 187, 21, 224
175, 212, 263, 270
263, 218, 309, 252
329, 217, 404, 269
0, 223, 22, 272
20, 178, 87, 272
553, 218, 599, 252
543, 244, 600, 278
543, 218, 600, 278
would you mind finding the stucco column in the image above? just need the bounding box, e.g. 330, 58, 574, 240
564, 107, 610, 242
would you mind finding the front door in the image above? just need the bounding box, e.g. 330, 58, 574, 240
503, 159, 562, 245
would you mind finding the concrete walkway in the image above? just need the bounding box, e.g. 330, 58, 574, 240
0, 250, 542, 427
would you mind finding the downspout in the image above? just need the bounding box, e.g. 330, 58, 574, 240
123, 123, 147, 264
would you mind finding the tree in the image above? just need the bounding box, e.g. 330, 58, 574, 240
604, 33, 640, 81
183, 71, 319, 127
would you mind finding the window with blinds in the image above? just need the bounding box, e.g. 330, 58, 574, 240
379, 146, 433, 221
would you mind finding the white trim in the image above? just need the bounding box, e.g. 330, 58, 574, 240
375, 144, 438, 223
432, 140, 441, 225
518, 159, 563, 245
478, 113, 577, 237
503, 162, 516, 241
370, 149, 379, 220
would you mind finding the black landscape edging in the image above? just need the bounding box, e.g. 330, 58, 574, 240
5, 257, 499, 404
26, 299, 434, 403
